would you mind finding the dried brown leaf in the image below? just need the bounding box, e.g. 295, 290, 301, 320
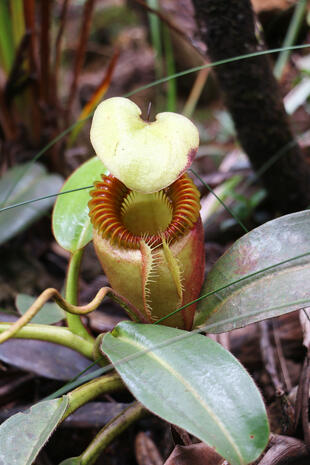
299, 308, 310, 348
164, 443, 226, 465
251, 0, 297, 12
257, 434, 309, 465
135, 432, 163, 465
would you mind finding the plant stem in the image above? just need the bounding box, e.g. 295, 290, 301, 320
67, 50, 119, 147
39, 0, 51, 105
147, 0, 163, 81
183, 68, 209, 117
0, 323, 93, 359
79, 402, 147, 465
0, 1, 14, 73
274, 0, 307, 80
66, 249, 94, 342
0, 285, 145, 345
66, 0, 96, 120
62, 373, 124, 421
192, 0, 310, 212
163, 24, 176, 112
23, 0, 42, 145
11, 0, 25, 49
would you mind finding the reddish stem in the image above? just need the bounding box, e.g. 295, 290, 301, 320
66, 0, 96, 121
39, 0, 51, 105
53, 0, 70, 100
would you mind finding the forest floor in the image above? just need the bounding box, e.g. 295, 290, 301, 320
1, 1, 310, 464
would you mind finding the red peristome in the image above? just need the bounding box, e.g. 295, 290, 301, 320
88, 173, 201, 250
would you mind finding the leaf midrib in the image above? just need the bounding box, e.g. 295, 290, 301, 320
114, 333, 245, 465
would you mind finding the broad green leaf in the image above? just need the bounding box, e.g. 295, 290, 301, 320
101, 322, 269, 465
16, 293, 65, 324
0, 397, 68, 465
52, 156, 108, 252
195, 210, 310, 331
0, 163, 63, 245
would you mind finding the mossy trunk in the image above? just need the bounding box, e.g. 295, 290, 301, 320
193, 0, 310, 213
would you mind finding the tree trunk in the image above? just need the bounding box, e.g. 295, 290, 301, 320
192, 0, 310, 213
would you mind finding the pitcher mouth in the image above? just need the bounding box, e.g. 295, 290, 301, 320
88, 173, 201, 250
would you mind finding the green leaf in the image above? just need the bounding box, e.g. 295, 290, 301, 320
101, 321, 269, 465
0, 397, 68, 465
195, 210, 310, 331
52, 156, 108, 252
0, 163, 63, 245
16, 293, 65, 324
